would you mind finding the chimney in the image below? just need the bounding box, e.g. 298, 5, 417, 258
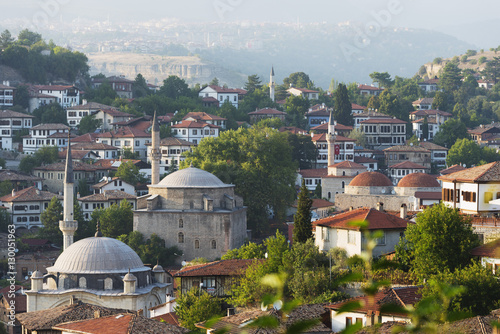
376, 202, 384, 211
11, 189, 15, 197
349, 206, 354, 211
94, 310, 101, 319
400, 204, 407, 219
77, 192, 80, 199
227, 308, 235, 317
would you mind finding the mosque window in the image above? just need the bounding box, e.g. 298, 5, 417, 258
79, 277, 87, 288
211, 240, 216, 249
104, 277, 113, 290
179, 219, 183, 228
178, 232, 184, 243
195, 240, 200, 249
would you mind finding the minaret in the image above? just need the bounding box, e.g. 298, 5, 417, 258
59, 133, 77, 251
269, 66, 275, 102
327, 108, 337, 167
150, 111, 161, 185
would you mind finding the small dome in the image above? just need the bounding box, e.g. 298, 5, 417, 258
152, 264, 164, 273
398, 173, 440, 188
156, 167, 230, 188
31, 270, 43, 279
48, 237, 148, 274
123, 271, 137, 282
349, 172, 392, 187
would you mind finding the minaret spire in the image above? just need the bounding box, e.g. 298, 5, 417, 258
60, 132, 78, 250
327, 108, 337, 167
150, 111, 161, 185
269, 66, 275, 102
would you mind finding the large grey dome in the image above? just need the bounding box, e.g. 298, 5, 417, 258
47, 237, 148, 274
155, 166, 231, 188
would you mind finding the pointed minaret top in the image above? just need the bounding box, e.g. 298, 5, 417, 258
329, 108, 334, 127
64, 132, 73, 184
152, 110, 159, 132
271, 66, 275, 76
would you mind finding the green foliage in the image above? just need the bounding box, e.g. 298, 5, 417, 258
0, 209, 10, 234
91, 199, 133, 238
347, 128, 367, 148
121, 147, 139, 159
433, 118, 469, 149
209, 77, 219, 86
175, 288, 222, 331
115, 160, 145, 185
78, 114, 101, 134
32, 103, 67, 125
293, 180, 313, 244
333, 83, 353, 126
478, 56, 487, 64
132, 73, 150, 98
285, 95, 309, 129
221, 241, 265, 260
159, 124, 172, 139
421, 262, 500, 316
118, 231, 180, 265
39, 197, 63, 245
431, 91, 448, 111
0, 30, 14, 50
433, 57, 442, 65
369, 71, 394, 88
313, 183, 322, 199
440, 62, 462, 93
422, 116, 429, 140
19, 146, 59, 173
254, 117, 283, 129
447, 138, 485, 167
286, 133, 317, 170
482, 56, 500, 84
73, 202, 92, 241
283, 72, 313, 89
395, 203, 479, 280
13, 85, 30, 109
244, 74, 262, 93
159, 75, 191, 99
183, 127, 297, 234
85, 81, 118, 105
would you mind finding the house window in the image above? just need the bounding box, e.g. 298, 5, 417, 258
195, 240, 200, 249
211, 240, 216, 249
179, 219, 183, 228
348, 230, 356, 244
178, 232, 184, 243
484, 192, 493, 204
462, 191, 477, 203
376, 231, 386, 245
346, 317, 352, 327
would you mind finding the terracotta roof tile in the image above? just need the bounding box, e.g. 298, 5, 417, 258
0, 186, 61, 202
349, 172, 392, 187
78, 190, 136, 202
313, 207, 410, 230
360, 118, 406, 124
397, 173, 439, 188
31, 123, 70, 130
438, 161, 500, 182
354, 156, 378, 164
171, 120, 220, 129
72, 133, 100, 142
330, 161, 366, 169
311, 133, 354, 142
471, 239, 500, 257
351, 103, 366, 110
414, 191, 441, 200
390, 161, 428, 169
358, 84, 383, 91
183, 111, 226, 121
383, 145, 429, 152
418, 142, 447, 151
34, 161, 102, 172
310, 123, 352, 131
0, 169, 42, 182
248, 107, 286, 115
298, 169, 328, 178
440, 164, 466, 175
0, 109, 34, 118
174, 259, 264, 277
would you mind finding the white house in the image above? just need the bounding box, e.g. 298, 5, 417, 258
418, 77, 439, 92
91, 75, 134, 99
313, 207, 410, 257
389, 161, 429, 185
0, 109, 34, 150
439, 161, 500, 216
198, 85, 242, 108
183, 112, 227, 130
419, 142, 448, 169
358, 84, 383, 96
96, 126, 151, 160
0, 83, 15, 108
146, 137, 194, 175
91, 177, 135, 196
471, 239, 500, 274
328, 286, 420, 332
71, 141, 119, 159
351, 103, 366, 114
171, 120, 220, 145
94, 109, 135, 131
360, 118, 407, 148
0, 187, 61, 231
411, 97, 433, 110
78, 189, 137, 221
22, 123, 71, 154
34, 85, 80, 109
297, 169, 327, 193
352, 110, 392, 130
28, 93, 58, 113
66, 101, 116, 128
286, 87, 319, 100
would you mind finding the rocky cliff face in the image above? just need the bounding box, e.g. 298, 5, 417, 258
87, 52, 246, 87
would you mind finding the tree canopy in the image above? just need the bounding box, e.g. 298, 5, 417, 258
432, 118, 469, 149
333, 83, 353, 126
91, 199, 133, 238
39, 197, 63, 246
293, 180, 313, 244
115, 160, 146, 185
369, 71, 394, 88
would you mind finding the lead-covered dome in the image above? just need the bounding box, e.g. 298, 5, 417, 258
156, 166, 231, 188
398, 172, 440, 188
349, 171, 393, 187
47, 237, 148, 274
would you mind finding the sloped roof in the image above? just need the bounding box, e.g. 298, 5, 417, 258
360, 118, 406, 124
358, 84, 383, 91
98, 108, 135, 118
67, 102, 116, 111
72, 133, 100, 142
287, 87, 319, 93
202, 85, 242, 94
31, 123, 69, 130
397, 173, 440, 188
35, 84, 76, 91
97, 126, 150, 138
412, 97, 434, 105
389, 161, 428, 169
438, 161, 500, 183
248, 107, 286, 115
171, 120, 220, 129
383, 145, 429, 152
327, 287, 421, 315
354, 156, 378, 164
0, 186, 60, 202
0, 109, 34, 118
278, 126, 308, 134
183, 111, 226, 121
311, 133, 354, 142
72, 142, 118, 150
310, 122, 353, 131
34, 161, 101, 172
0, 169, 42, 182
418, 142, 448, 151
410, 109, 452, 117
52, 313, 188, 334
156, 137, 195, 146
351, 103, 366, 110
313, 207, 410, 230
440, 164, 466, 175
468, 125, 500, 135
330, 161, 366, 169
349, 172, 392, 187
174, 259, 263, 277
353, 110, 391, 118
298, 169, 328, 178
78, 190, 136, 202
471, 239, 500, 258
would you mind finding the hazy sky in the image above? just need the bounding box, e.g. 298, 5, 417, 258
2, 0, 499, 27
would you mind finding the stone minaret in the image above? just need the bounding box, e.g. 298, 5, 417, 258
150, 111, 161, 185
59, 133, 77, 251
269, 66, 275, 102
327, 108, 337, 167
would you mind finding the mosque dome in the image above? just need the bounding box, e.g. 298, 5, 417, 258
397, 172, 440, 188
47, 237, 148, 274
349, 172, 393, 187
156, 166, 231, 188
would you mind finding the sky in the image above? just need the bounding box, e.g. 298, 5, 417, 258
2, 0, 500, 46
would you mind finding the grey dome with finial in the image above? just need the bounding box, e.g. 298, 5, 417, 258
155, 166, 232, 188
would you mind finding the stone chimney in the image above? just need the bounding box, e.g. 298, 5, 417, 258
400, 204, 407, 219
376, 202, 384, 211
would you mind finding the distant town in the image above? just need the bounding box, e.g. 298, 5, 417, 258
2, 28, 500, 334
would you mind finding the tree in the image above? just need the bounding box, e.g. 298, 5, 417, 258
244, 74, 262, 93
285, 95, 309, 129
395, 203, 479, 280
19, 146, 59, 173
92, 199, 133, 238
313, 183, 322, 199
119, 231, 180, 266
378, 89, 404, 119
115, 160, 145, 185
421, 116, 429, 140
132, 73, 150, 98
446, 138, 483, 167
84, 82, 118, 105
283, 72, 312, 89
432, 91, 448, 111
73, 202, 91, 241
175, 288, 222, 330
366, 95, 380, 111
32, 103, 67, 125
369, 71, 394, 88
0, 30, 14, 50
13, 85, 30, 109
209, 77, 219, 86
347, 128, 367, 148
39, 197, 63, 245
333, 83, 353, 126
286, 133, 317, 170
482, 56, 500, 84
421, 262, 500, 316
440, 62, 462, 93
17, 29, 42, 47
121, 147, 139, 159
433, 118, 469, 149
183, 128, 296, 234
78, 114, 101, 134
221, 241, 265, 260
293, 180, 313, 244
159, 75, 191, 99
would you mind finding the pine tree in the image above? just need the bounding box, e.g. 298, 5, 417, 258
422, 116, 429, 140
293, 179, 313, 244
39, 196, 63, 245
333, 83, 353, 126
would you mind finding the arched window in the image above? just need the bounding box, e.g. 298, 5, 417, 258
195, 240, 200, 249
342, 171, 345, 176
104, 277, 113, 290
179, 219, 183, 228
211, 240, 216, 249
178, 232, 184, 243
342, 181, 345, 189
79, 277, 87, 288
328, 192, 331, 199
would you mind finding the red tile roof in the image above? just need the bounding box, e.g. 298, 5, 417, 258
35, 84, 76, 91
72, 133, 100, 142
248, 107, 286, 115
171, 120, 220, 129
203, 85, 242, 94
383, 145, 429, 153
438, 161, 500, 183
358, 84, 383, 91
152, 312, 180, 326
389, 161, 427, 169
440, 164, 466, 175
34, 161, 102, 172
360, 118, 406, 124
313, 207, 410, 230
0, 186, 61, 202
174, 259, 264, 277
278, 126, 307, 134
183, 111, 226, 121
410, 109, 451, 117
354, 156, 378, 164
310, 123, 353, 131
414, 191, 442, 200
299, 169, 328, 178
97, 126, 150, 138
471, 239, 500, 258
79, 190, 136, 202
351, 103, 366, 110
92, 159, 147, 170
311, 133, 354, 142
0, 109, 34, 118
418, 142, 447, 151
329, 161, 366, 169
397, 173, 439, 188
349, 172, 392, 187
288, 87, 319, 93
